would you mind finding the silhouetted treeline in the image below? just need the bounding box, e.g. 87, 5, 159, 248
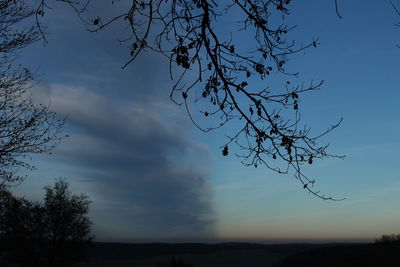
0, 180, 92, 267
278, 241, 400, 267
375, 234, 400, 243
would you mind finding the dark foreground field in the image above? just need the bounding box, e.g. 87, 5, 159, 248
279, 241, 400, 267
3, 241, 400, 266
82, 242, 370, 267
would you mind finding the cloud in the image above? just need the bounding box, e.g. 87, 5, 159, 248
22, 3, 215, 241
35, 84, 214, 241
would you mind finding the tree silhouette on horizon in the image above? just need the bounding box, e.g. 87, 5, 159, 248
0, 180, 92, 267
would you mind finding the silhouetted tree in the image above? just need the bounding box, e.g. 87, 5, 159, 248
43, 180, 92, 267
0, 180, 92, 266
0, 185, 47, 266
0, 187, 44, 266
36, 0, 343, 199
375, 234, 400, 244
168, 256, 193, 267
169, 256, 178, 267
177, 258, 185, 267
0, 0, 65, 185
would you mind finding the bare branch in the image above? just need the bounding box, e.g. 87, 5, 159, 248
39, 0, 343, 199
0, 0, 66, 185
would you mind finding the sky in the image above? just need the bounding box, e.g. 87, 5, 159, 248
10, 0, 400, 243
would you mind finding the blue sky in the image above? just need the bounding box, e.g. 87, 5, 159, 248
12, 0, 400, 242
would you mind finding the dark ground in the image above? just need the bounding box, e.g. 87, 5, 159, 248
83, 242, 368, 267
3, 241, 400, 266
278, 241, 400, 267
